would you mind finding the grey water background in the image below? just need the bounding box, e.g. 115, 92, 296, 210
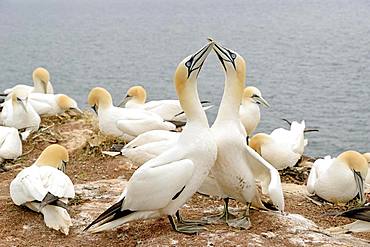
1, 0, 369, 157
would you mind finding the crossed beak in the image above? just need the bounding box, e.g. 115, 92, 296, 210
213, 42, 236, 71
186, 41, 214, 78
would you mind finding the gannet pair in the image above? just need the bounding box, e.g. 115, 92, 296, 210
0, 126, 22, 170
119, 85, 212, 121
85, 41, 218, 234
4, 67, 54, 94
10, 144, 75, 235
250, 120, 306, 170
120, 86, 268, 166
87, 87, 176, 142
307, 150, 369, 204
0, 87, 41, 140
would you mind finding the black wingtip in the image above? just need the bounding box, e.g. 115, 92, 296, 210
166, 120, 186, 128
281, 118, 292, 126
337, 206, 370, 222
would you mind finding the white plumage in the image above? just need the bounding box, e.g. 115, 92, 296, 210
0, 87, 41, 140
85, 42, 217, 234
87, 87, 176, 142
28, 93, 81, 116
250, 120, 306, 170
4, 67, 54, 95
0, 126, 22, 162
307, 151, 368, 203
9, 144, 74, 235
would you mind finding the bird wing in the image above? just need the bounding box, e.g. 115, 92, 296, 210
39, 166, 75, 199
123, 130, 178, 148
28, 94, 53, 115
116, 117, 175, 137
123, 158, 194, 211
243, 144, 285, 211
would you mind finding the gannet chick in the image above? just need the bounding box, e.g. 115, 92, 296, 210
249, 120, 306, 170
10, 144, 74, 235
0, 86, 41, 140
239, 86, 270, 137
0, 126, 22, 171
119, 85, 212, 121
87, 87, 176, 142
28, 93, 81, 116
85, 41, 217, 234
202, 42, 284, 229
4, 67, 54, 94
307, 151, 368, 204
120, 130, 180, 165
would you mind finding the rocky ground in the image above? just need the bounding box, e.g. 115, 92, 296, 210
0, 112, 369, 247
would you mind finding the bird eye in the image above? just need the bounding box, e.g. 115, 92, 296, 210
230, 53, 237, 59
185, 61, 192, 68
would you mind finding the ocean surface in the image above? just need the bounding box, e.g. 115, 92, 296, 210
1, 0, 369, 157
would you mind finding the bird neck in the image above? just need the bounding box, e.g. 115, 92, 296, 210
215, 75, 244, 122
177, 81, 209, 127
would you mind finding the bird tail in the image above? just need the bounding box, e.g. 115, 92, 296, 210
40, 205, 72, 235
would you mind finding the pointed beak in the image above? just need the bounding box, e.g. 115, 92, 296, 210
61, 160, 67, 173
213, 42, 236, 71
118, 94, 132, 107
253, 95, 270, 107
41, 80, 48, 93
187, 41, 214, 78
17, 97, 28, 112
71, 107, 83, 114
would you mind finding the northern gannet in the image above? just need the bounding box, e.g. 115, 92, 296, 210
4, 67, 54, 94
249, 120, 306, 170
85, 41, 217, 234
87, 87, 176, 142
200, 43, 284, 229
239, 86, 269, 137
307, 150, 368, 204
119, 85, 212, 122
28, 93, 82, 116
10, 144, 75, 235
0, 86, 41, 140
0, 126, 22, 171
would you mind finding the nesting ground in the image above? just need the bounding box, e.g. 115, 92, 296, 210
0, 113, 369, 246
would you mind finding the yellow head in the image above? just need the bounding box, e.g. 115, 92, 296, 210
10, 86, 29, 112
126, 86, 147, 104
363, 153, 370, 165
249, 133, 271, 155
35, 144, 69, 172
32, 67, 50, 93
56, 94, 81, 112
338, 150, 368, 179
87, 87, 113, 112
174, 41, 214, 98
243, 86, 270, 107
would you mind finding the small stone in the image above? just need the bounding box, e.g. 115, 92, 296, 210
261, 231, 276, 239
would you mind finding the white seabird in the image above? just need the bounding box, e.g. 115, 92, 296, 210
307, 150, 368, 204
28, 93, 82, 116
87, 87, 176, 142
199, 42, 284, 229
0, 126, 22, 170
119, 85, 212, 122
4, 67, 54, 94
84, 41, 217, 234
9, 144, 75, 235
0, 86, 41, 140
239, 86, 269, 138
249, 120, 306, 170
